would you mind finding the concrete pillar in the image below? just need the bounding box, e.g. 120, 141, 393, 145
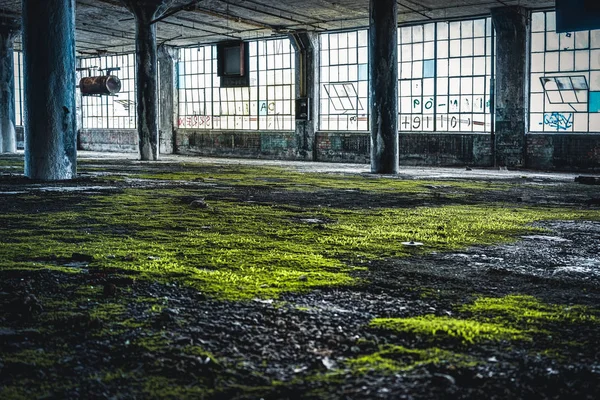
0, 18, 19, 154
158, 45, 176, 154
135, 12, 159, 160
491, 6, 528, 168
291, 32, 318, 161
121, 1, 166, 161
23, 0, 77, 180
369, 0, 398, 174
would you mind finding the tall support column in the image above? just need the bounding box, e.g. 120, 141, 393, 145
491, 7, 528, 168
158, 45, 176, 154
23, 0, 77, 180
369, 0, 398, 174
122, 0, 167, 161
291, 32, 318, 161
135, 11, 159, 160
0, 17, 19, 154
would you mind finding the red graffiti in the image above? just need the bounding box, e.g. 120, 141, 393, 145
178, 115, 212, 128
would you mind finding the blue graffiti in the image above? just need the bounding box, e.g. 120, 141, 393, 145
542, 112, 573, 131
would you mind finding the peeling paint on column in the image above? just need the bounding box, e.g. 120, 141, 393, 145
136, 15, 159, 160
290, 32, 318, 161
369, 0, 398, 174
23, 0, 77, 180
491, 7, 528, 168
121, 1, 165, 161
0, 18, 19, 154
158, 45, 176, 155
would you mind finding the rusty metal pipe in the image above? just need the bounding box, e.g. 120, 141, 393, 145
79, 75, 121, 95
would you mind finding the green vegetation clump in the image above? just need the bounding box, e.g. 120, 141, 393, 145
352, 294, 599, 378
142, 376, 213, 399
345, 345, 477, 374
133, 165, 508, 193
3, 348, 66, 368
368, 295, 598, 346
0, 159, 22, 168
0, 379, 74, 400
182, 345, 221, 366
461, 294, 598, 325
2, 158, 600, 301
370, 315, 527, 344
89, 302, 127, 321
133, 332, 171, 352
0, 186, 599, 300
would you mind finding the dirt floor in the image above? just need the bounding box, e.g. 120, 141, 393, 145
1, 152, 599, 399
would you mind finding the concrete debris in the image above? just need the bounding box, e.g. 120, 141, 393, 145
190, 199, 208, 208
401, 241, 423, 246
575, 176, 600, 185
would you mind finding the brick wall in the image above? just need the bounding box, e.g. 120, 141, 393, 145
526, 134, 600, 171
399, 133, 492, 166
176, 130, 303, 160
316, 132, 493, 167
78, 129, 138, 153
315, 132, 370, 163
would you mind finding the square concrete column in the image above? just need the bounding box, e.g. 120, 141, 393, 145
290, 32, 318, 160
0, 17, 19, 154
491, 6, 528, 168
23, 0, 77, 180
158, 45, 176, 154
369, 0, 399, 174
121, 0, 169, 161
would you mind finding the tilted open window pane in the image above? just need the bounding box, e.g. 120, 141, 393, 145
319, 30, 369, 131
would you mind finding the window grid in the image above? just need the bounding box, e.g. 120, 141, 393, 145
79, 54, 137, 129
177, 38, 295, 131
529, 11, 600, 133
319, 30, 369, 131
398, 18, 493, 133
14, 51, 24, 127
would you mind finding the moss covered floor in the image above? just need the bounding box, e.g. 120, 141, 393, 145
1, 153, 599, 399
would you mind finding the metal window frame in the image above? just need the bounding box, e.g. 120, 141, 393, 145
79, 53, 137, 130
177, 37, 295, 131
528, 10, 599, 133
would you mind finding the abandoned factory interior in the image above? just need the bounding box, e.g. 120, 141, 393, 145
1, 0, 600, 399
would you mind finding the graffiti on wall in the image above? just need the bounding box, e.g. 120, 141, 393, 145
542, 112, 573, 131
178, 101, 283, 129
178, 115, 213, 128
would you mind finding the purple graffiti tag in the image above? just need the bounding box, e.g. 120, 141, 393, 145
543, 113, 573, 131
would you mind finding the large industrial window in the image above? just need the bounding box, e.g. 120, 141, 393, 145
530, 11, 600, 133
319, 30, 369, 131
398, 18, 493, 132
14, 51, 24, 127
177, 38, 295, 131
79, 54, 136, 129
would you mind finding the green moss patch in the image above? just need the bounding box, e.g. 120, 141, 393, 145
345, 345, 477, 374
370, 316, 527, 344
369, 295, 598, 345
3, 348, 67, 368
131, 164, 508, 194
461, 294, 598, 325
142, 375, 214, 399
1, 186, 599, 300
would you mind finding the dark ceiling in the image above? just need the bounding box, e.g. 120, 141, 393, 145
0, 0, 554, 54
